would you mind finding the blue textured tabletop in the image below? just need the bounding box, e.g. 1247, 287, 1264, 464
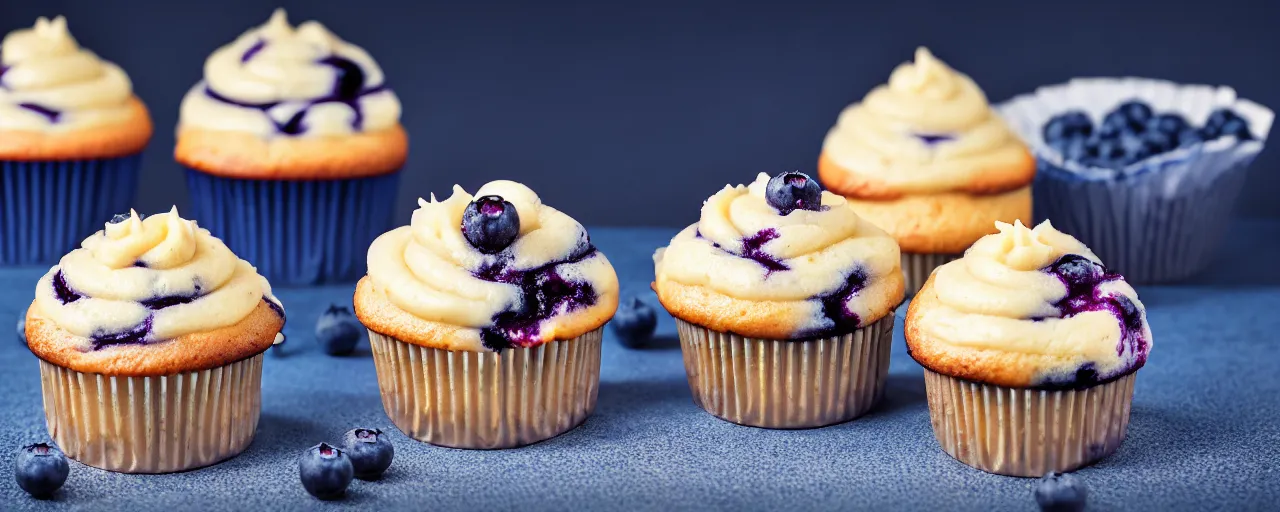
3, 222, 1280, 512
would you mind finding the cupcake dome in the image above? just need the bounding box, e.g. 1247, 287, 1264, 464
0, 16, 153, 264
817, 47, 1035, 296
25, 208, 284, 473
906, 220, 1151, 388
653, 173, 904, 339
356, 180, 619, 351
175, 8, 404, 178
177, 9, 407, 285
355, 180, 618, 449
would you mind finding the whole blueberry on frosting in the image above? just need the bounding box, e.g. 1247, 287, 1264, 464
765, 171, 823, 215
653, 172, 905, 340
355, 180, 620, 352
462, 195, 521, 254
0, 16, 152, 157
24, 208, 286, 376
906, 220, 1153, 388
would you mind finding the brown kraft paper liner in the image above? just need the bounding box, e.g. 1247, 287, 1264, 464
675, 314, 894, 429
922, 368, 1136, 477
902, 252, 961, 297
368, 329, 602, 449
39, 353, 264, 474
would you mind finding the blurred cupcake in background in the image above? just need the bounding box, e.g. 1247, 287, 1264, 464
999, 78, 1273, 283
818, 47, 1035, 295
0, 16, 153, 264
177, 8, 407, 285
26, 208, 285, 473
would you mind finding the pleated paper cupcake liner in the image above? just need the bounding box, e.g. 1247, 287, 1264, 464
1, 155, 142, 265
184, 168, 400, 285
902, 252, 960, 297
674, 314, 894, 429
38, 353, 264, 474
997, 78, 1274, 283
922, 368, 1136, 477
368, 329, 602, 449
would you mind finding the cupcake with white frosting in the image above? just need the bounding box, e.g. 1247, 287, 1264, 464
818, 47, 1034, 295
25, 208, 286, 473
653, 172, 905, 429
0, 16, 153, 264
906, 220, 1152, 476
176, 8, 407, 284
355, 180, 618, 449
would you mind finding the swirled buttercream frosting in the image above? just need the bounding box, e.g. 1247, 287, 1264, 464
653, 172, 904, 339
909, 220, 1152, 388
178, 8, 400, 138
364, 180, 619, 351
0, 16, 135, 131
32, 208, 284, 350
821, 47, 1029, 194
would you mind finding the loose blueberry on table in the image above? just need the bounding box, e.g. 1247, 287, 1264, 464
299, 443, 354, 500
342, 428, 394, 481
316, 304, 364, 356
1042, 100, 1254, 170
1034, 472, 1088, 512
16, 307, 26, 344
611, 297, 658, 349
765, 171, 823, 215
15, 442, 70, 499
462, 195, 521, 254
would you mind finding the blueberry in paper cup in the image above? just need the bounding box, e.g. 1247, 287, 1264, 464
998, 78, 1273, 283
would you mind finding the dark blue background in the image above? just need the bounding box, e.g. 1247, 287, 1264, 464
4, 0, 1277, 226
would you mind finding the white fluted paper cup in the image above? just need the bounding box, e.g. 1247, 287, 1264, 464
998, 78, 1273, 283
675, 314, 894, 429
368, 329, 602, 449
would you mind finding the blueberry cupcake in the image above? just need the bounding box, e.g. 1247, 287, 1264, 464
906, 220, 1152, 476
25, 208, 285, 473
818, 47, 1035, 295
355, 180, 618, 449
0, 16, 153, 264
653, 172, 905, 429
999, 78, 1273, 283
177, 9, 406, 285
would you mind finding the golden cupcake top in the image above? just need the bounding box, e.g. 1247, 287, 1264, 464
653, 172, 904, 339
25, 208, 285, 375
356, 180, 619, 352
819, 47, 1033, 199
178, 8, 400, 139
0, 16, 152, 160
906, 220, 1153, 388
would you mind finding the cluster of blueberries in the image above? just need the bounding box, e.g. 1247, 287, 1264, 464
299, 428, 395, 500
1042, 100, 1254, 170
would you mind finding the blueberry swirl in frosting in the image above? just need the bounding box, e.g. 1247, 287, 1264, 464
178, 8, 399, 138
362, 181, 619, 351
31, 208, 284, 350
906, 220, 1152, 389
820, 47, 1030, 195
0, 16, 135, 131
653, 172, 905, 339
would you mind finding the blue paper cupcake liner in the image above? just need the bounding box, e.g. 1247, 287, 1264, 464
1, 155, 142, 265
998, 78, 1274, 283
184, 169, 400, 285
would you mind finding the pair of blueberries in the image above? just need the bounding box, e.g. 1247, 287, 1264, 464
1042, 100, 1254, 170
